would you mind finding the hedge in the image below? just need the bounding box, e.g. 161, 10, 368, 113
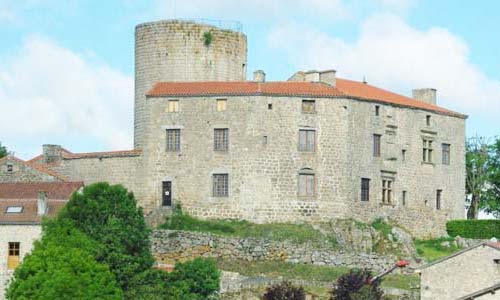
446, 220, 500, 239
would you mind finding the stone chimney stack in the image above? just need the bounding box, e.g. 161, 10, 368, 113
319, 70, 336, 86
253, 70, 266, 82
288, 69, 336, 87
42, 144, 62, 164
412, 88, 437, 105
37, 191, 47, 216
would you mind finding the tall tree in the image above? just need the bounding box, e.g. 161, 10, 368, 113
0, 142, 7, 158
466, 136, 492, 219
482, 137, 500, 216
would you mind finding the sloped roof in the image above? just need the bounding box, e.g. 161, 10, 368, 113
418, 242, 500, 270
456, 282, 500, 300
0, 155, 66, 181
146, 79, 465, 118
0, 182, 83, 224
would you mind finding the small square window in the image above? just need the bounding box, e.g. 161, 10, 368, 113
167, 100, 179, 113
216, 99, 227, 112
268, 103, 273, 110
7, 164, 13, 172
302, 100, 315, 113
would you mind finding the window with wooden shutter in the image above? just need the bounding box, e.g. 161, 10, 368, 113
298, 169, 315, 197
7, 242, 20, 270
216, 99, 227, 112
299, 129, 315, 152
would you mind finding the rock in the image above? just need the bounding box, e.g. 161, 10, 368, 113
440, 241, 451, 248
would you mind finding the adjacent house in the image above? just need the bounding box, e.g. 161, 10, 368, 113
418, 242, 500, 300
0, 182, 83, 299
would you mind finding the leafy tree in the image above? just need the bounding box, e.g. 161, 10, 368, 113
482, 137, 500, 216
0, 142, 7, 158
57, 182, 154, 291
466, 136, 491, 219
263, 281, 306, 300
6, 220, 122, 300
167, 258, 220, 300
330, 269, 383, 300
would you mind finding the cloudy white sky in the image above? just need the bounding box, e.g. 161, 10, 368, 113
1, 0, 499, 159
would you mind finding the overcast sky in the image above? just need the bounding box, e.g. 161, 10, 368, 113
1, 0, 499, 159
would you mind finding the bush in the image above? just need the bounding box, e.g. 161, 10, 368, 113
167, 258, 220, 299
330, 269, 383, 300
262, 281, 306, 300
58, 182, 154, 291
447, 220, 500, 239
6, 220, 122, 300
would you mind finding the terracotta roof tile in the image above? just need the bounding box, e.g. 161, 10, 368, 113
146, 79, 465, 118
0, 199, 67, 224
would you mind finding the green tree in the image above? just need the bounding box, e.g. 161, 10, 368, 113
57, 182, 154, 291
6, 220, 122, 300
482, 137, 500, 216
466, 136, 491, 219
167, 258, 221, 300
0, 142, 7, 158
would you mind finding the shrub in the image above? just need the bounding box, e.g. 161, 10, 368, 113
447, 220, 500, 239
6, 220, 122, 300
262, 281, 306, 300
203, 31, 213, 46
167, 258, 221, 299
57, 182, 154, 291
330, 269, 383, 300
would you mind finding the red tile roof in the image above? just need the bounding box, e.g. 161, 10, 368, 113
147, 79, 465, 118
0, 156, 66, 181
0, 182, 83, 224
0, 182, 83, 199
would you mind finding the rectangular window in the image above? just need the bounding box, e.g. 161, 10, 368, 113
213, 174, 229, 197
298, 173, 315, 197
382, 179, 393, 204
262, 136, 268, 145
302, 100, 315, 113
166, 129, 181, 152
423, 139, 434, 163
373, 134, 381, 157
436, 190, 442, 210
268, 103, 273, 110
7, 242, 20, 270
402, 150, 407, 161
167, 100, 179, 112
426, 115, 431, 126
214, 129, 229, 151
7, 164, 13, 172
442, 144, 451, 165
375, 105, 380, 116
298, 129, 316, 152
216, 99, 227, 112
402, 191, 407, 206
361, 178, 370, 201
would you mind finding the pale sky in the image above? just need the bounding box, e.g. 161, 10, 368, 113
1, 0, 499, 159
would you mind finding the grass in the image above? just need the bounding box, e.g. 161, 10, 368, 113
381, 274, 419, 291
371, 218, 393, 237
160, 208, 338, 248
414, 237, 461, 262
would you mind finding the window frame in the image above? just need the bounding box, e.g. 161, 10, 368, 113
373, 134, 382, 157
382, 178, 393, 204
361, 178, 370, 202
298, 170, 315, 197
167, 100, 179, 113
216, 99, 227, 112
436, 189, 442, 210
7, 242, 20, 270
298, 129, 316, 152
165, 129, 181, 152
301, 99, 316, 113
212, 173, 229, 197
402, 190, 407, 206
426, 115, 431, 126
442, 143, 451, 165
422, 138, 434, 163
214, 128, 229, 151
375, 105, 380, 116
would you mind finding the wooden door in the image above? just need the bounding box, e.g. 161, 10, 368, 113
162, 181, 172, 207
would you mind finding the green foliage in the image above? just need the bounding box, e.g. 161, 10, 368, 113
161, 207, 338, 248
447, 219, 500, 239
415, 237, 460, 262
263, 281, 306, 300
330, 269, 383, 300
380, 274, 419, 291
371, 218, 393, 237
6, 220, 122, 300
0, 142, 7, 158
203, 31, 213, 46
168, 258, 220, 299
57, 182, 154, 291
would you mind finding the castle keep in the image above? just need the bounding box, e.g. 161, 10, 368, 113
0, 20, 467, 238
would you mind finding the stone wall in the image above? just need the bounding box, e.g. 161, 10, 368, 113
152, 230, 395, 273
141, 93, 465, 237
134, 20, 247, 148
420, 244, 500, 300
0, 158, 60, 183
0, 225, 42, 300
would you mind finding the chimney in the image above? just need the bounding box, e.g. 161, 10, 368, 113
412, 88, 437, 105
253, 70, 266, 82
37, 191, 47, 216
42, 144, 62, 163
319, 69, 336, 86
304, 70, 320, 83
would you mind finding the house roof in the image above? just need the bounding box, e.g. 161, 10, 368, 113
0, 182, 83, 224
418, 242, 500, 270
146, 79, 465, 118
64, 149, 142, 159
0, 156, 66, 181
456, 282, 500, 300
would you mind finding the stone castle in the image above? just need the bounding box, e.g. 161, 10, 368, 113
0, 19, 467, 238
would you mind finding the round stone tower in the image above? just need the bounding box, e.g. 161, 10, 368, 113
134, 20, 248, 148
